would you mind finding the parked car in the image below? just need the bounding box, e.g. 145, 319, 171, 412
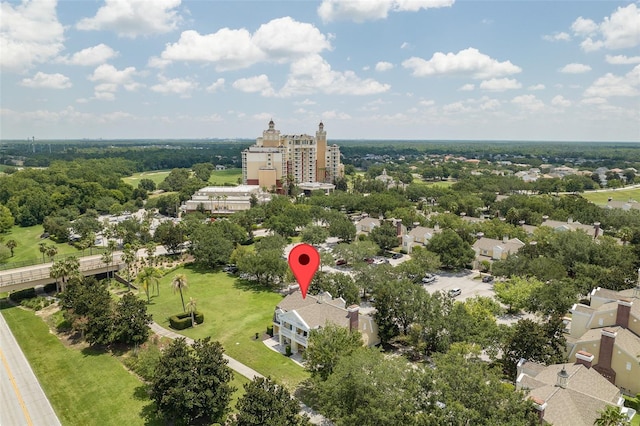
449, 288, 462, 297
335, 259, 347, 266
364, 258, 374, 264
223, 264, 238, 274
482, 275, 494, 283
391, 253, 403, 259
422, 274, 437, 284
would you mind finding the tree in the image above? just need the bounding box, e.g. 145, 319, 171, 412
122, 243, 137, 288
369, 220, 400, 251
5, 239, 17, 257
39, 242, 48, 263
328, 217, 356, 243
186, 297, 197, 327
233, 376, 309, 426
171, 274, 188, 312
426, 229, 475, 269
154, 221, 185, 254
313, 348, 423, 426
304, 322, 363, 381
101, 249, 113, 281
494, 276, 544, 314
151, 337, 234, 425
50, 256, 81, 292
300, 225, 329, 246
136, 266, 162, 303
112, 293, 151, 346
0, 205, 14, 233
594, 405, 630, 426
138, 178, 156, 192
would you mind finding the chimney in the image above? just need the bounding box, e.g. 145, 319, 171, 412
556, 367, 569, 388
347, 305, 359, 332
615, 299, 632, 329
594, 328, 618, 384
396, 219, 403, 237
594, 222, 601, 239
530, 397, 546, 424
575, 351, 594, 369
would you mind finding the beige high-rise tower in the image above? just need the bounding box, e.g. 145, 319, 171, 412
242, 120, 343, 192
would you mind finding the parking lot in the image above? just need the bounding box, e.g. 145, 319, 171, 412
422, 270, 495, 301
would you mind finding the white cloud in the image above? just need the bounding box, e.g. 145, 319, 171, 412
511, 94, 545, 111
21, 72, 71, 89
375, 61, 394, 71
581, 97, 607, 105
0, 0, 65, 71
559, 63, 592, 74
88, 64, 139, 100
151, 77, 198, 97
479, 78, 522, 92
206, 78, 225, 93
400, 41, 410, 49
232, 74, 275, 97
318, 0, 454, 23
605, 54, 640, 64
402, 48, 521, 79
583, 65, 640, 98
543, 32, 571, 42
528, 84, 545, 91
280, 54, 390, 96
551, 95, 571, 107
480, 98, 501, 110
419, 99, 435, 106
160, 17, 330, 71
571, 17, 598, 37
321, 110, 352, 120
58, 44, 118, 66
572, 4, 640, 51
296, 99, 317, 106
76, 0, 182, 38
458, 83, 475, 91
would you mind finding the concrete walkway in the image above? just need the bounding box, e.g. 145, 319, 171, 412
148, 322, 333, 425
0, 311, 61, 426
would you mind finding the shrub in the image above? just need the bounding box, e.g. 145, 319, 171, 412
43, 283, 58, 293
285, 345, 292, 357
267, 325, 273, 337
9, 288, 37, 302
169, 311, 204, 330
124, 344, 162, 382
20, 296, 52, 311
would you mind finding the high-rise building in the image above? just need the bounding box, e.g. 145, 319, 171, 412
242, 120, 343, 192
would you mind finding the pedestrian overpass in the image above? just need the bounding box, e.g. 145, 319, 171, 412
0, 253, 124, 293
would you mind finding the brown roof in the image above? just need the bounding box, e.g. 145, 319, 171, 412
518, 361, 621, 426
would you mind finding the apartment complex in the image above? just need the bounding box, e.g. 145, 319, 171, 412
241, 120, 343, 192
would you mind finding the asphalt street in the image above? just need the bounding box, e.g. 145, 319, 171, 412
0, 311, 61, 426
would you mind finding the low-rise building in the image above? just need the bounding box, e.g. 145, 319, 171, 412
272, 290, 379, 355
516, 357, 633, 426
184, 185, 271, 214
472, 237, 525, 266
565, 286, 640, 395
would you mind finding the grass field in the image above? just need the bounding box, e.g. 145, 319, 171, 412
142, 265, 309, 390
582, 187, 640, 205
208, 168, 242, 186
0, 302, 161, 426
122, 170, 171, 187
1, 225, 85, 267
1, 301, 251, 425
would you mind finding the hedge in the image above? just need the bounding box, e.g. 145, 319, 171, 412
169, 311, 204, 330
9, 288, 37, 302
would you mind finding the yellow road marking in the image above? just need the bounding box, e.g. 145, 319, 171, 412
0, 346, 34, 426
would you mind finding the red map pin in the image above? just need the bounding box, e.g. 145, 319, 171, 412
288, 243, 320, 299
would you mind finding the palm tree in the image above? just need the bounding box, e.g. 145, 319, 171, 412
50, 256, 81, 292
101, 250, 113, 282
39, 242, 48, 263
135, 266, 162, 303
594, 405, 630, 426
171, 274, 188, 312
122, 244, 136, 289
186, 297, 197, 327
5, 239, 17, 257
46, 245, 58, 262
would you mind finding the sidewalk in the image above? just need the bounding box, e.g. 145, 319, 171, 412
148, 322, 333, 425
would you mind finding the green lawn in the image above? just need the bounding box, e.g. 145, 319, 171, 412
1, 225, 86, 267
122, 170, 171, 187
142, 265, 309, 390
582, 187, 640, 205
0, 302, 161, 426
208, 168, 242, 186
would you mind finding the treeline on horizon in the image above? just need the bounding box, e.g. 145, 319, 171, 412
1, 138, 640, 171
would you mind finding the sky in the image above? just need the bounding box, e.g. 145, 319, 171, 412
1, 0, 639, 142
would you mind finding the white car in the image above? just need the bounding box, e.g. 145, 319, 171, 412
422, 275, 437, 284
449, 288, 462, 297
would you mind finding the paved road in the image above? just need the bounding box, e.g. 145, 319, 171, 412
0, 312, 61, 426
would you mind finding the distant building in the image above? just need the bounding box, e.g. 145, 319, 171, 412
241, 120, 343, 192
184, 185, 271, 214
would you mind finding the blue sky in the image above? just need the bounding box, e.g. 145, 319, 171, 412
1, 0, 639, 141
